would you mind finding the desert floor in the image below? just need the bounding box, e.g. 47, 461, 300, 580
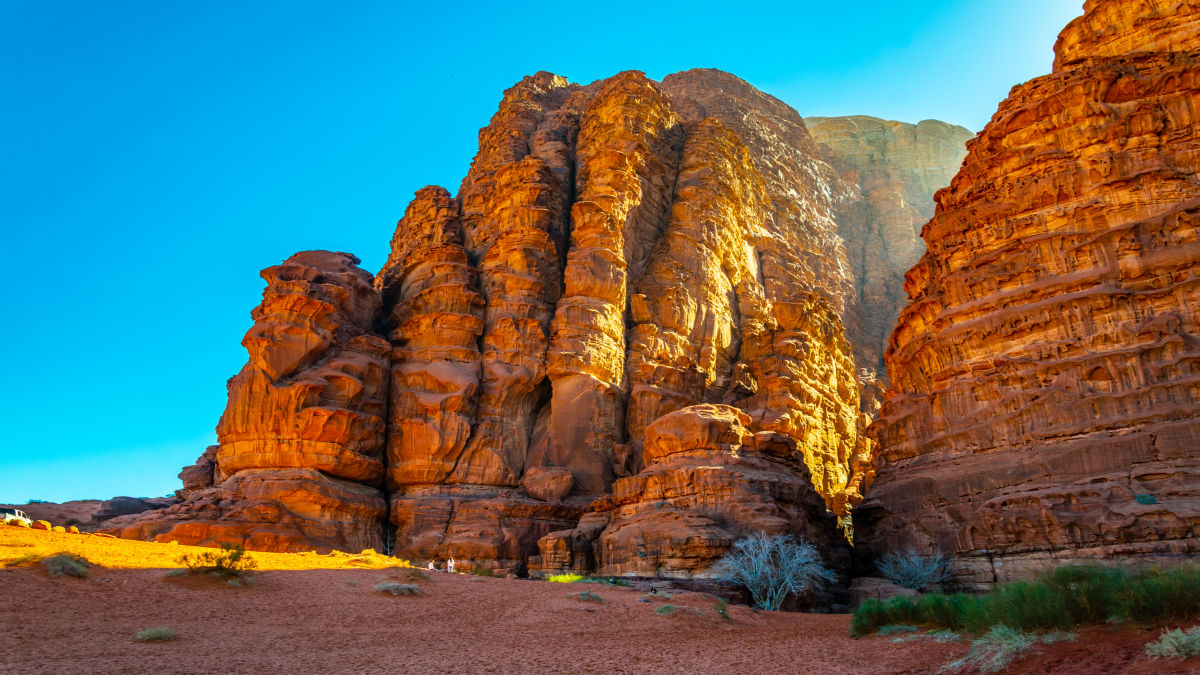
1, 528, 1195, 674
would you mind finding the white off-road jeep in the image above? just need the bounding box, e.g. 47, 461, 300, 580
1, 508, 32, 527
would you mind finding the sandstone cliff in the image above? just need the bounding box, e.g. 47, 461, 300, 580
105, 68, 975, 578
804, 116, 973, 383
857, 0, 1200, 587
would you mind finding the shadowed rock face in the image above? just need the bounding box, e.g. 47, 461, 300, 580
804, 115, 973, 384
857, 0, 1200, 588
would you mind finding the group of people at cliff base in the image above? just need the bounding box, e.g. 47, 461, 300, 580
426, 557, 456, 573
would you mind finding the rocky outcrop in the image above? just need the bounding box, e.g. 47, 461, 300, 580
103, 252, 390, 552
532, 404, 844, 579
804, 115, 973, 380
857, 0, 1200, 588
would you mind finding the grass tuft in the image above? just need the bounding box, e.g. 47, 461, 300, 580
654, 604, 676, 616
569, 590, 604, 604
135, 627, 177, 642
42, 553, 90, 578
178, 543, 256, 582
941, 625, 1038, 673
375, 581, 420, 596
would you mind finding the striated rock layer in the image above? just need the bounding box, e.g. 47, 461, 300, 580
104, 252, 390, 552
857, 0, 1200, 588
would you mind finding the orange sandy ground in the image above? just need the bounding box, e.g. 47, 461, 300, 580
1, 528, 1196, 674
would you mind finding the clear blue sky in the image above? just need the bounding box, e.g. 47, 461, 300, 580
0, 1, 1083, 503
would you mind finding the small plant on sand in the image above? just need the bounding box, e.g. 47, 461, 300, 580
178, 543, 256, 581
404, 568, 430, 581
546, 573, 584, 583
375, 581, 420, 596
711, 532, 836, 611
940, 625, 1038, 673
715, 598, 730, 620
1145, 625, 1200, 660
876, 547, 953, 591
655, 604, 676, 616
135, 627, 177, 642
570, 590, 604, 604
42, 553, 90, 578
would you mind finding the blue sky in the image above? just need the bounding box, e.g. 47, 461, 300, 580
0, 0, 1083, 503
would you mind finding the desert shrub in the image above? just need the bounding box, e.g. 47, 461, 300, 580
877, 547, 953, 591
135, 627, 177, 642
547, 573, 584, 583
42, 553, 90, 578
472, 567, 497, 577
941, 625, 1039, 674
852, 563, 1200, 637
375, 581, 420, 596
1145, 625, 1200, 660
570, 590, 604, 604
64, 518, 80, 527
654, 604, 676, 616
177, 543, 256, 581
164, 569, 186, 578
404, 568, 430, 581
711, 532, 836, 611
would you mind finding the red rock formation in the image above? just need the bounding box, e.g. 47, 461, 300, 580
858, 0, 1200, 587
111, 69, 976, 575
104, 252, 390, 552
533, 405, 844, 578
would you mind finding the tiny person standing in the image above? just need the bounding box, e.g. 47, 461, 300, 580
447, 557, 456, 573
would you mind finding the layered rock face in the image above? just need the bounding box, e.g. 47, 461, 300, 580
107, 67, 977, 576
103, 252, 390, 552
534, 404, 845, 578
858, 0, 1200, 586
805, 116, 973, 380
374, 70, 866, 573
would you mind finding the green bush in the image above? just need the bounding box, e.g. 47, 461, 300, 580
42, 553, 90, 578
851, 563, 1200, 637
177, 543, 256, 581
135, 627, 177, 642
1145, 625, 1200, 660
654, 604, 676, 616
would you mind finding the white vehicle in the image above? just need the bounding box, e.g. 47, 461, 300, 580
1, 509, 32, 527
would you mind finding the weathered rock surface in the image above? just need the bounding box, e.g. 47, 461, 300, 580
103, 252, 390, 552
107, 68, 975, 575
532, 405, 845, 579
805, 115, 973, 379
857, 0, 1200, 588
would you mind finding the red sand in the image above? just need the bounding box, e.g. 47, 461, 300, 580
2, 565, 966, 674
2, 527, 1195, 674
